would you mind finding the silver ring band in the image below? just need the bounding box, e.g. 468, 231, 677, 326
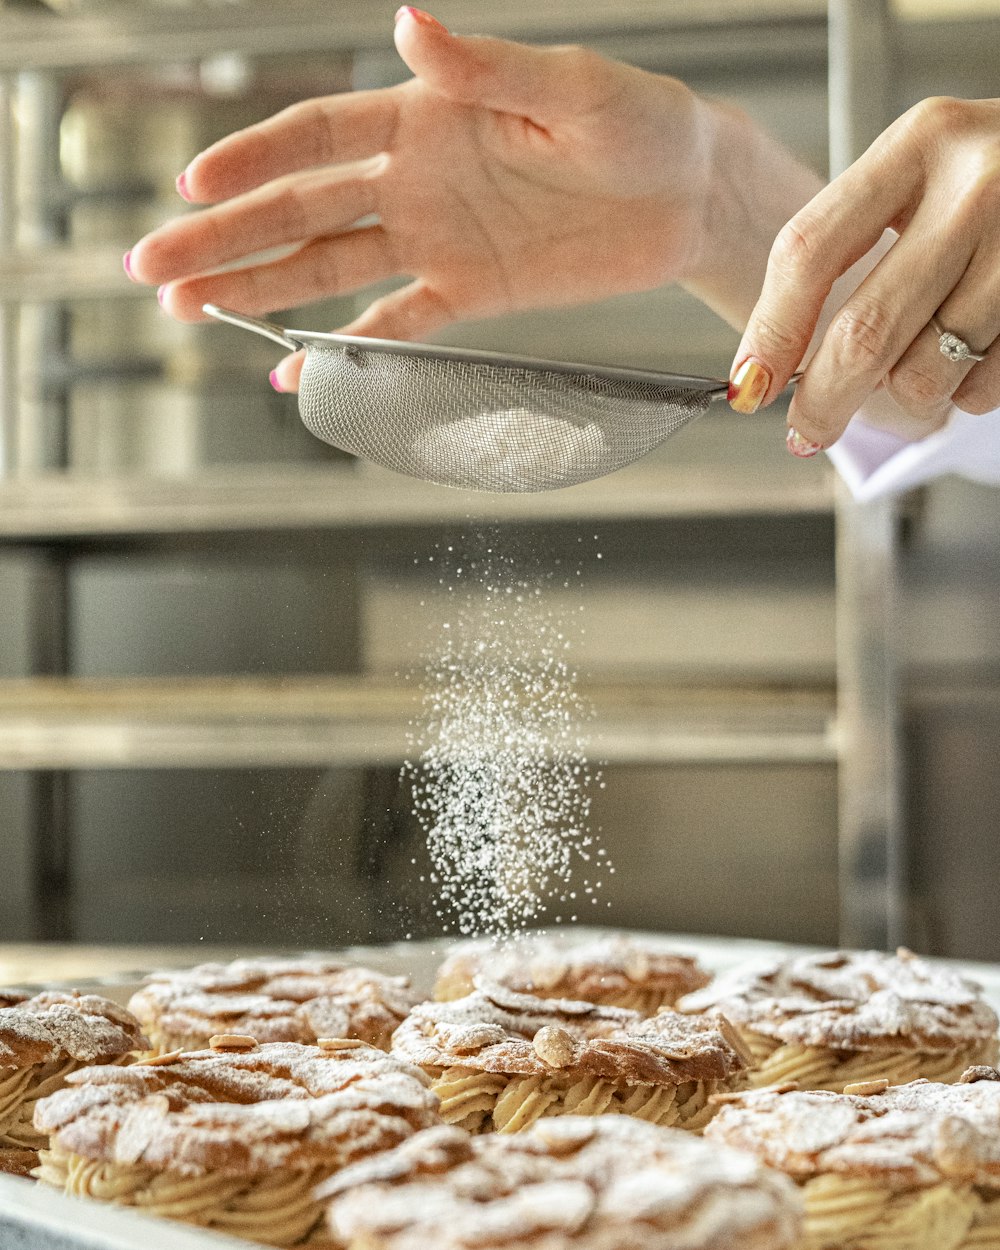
931, 317, 987, 364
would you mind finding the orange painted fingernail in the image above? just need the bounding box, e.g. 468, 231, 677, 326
394, 7, 447, 30
786, 427, 823, 458
727, 358, 771, 414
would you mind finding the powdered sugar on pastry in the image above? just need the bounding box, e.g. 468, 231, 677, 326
679, 949, 998, 1051
34, 1040, 440, 1177
707, 1069, 1000, 1189
320, 1117, 802, 1250
434, 933, 709, 1010
0, 992, 148, 1069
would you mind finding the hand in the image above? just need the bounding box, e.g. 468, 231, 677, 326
127, 9, 729, 391
729, 96, 1000, 455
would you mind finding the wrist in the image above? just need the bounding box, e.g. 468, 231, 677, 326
680, 97, 823, 330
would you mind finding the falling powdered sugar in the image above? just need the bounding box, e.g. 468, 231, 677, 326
403, 534, 610, 938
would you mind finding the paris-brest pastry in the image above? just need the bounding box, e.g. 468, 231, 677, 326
33, 1035, 441, 1246
678, 948, 999, 1091
705, 1067, 1000, 1250
0, 989, 147, 1178
318, 1117, 803, 1250
434, 932, 710, 1013
128, 956, 418, 1055
391, 981, 749, 1133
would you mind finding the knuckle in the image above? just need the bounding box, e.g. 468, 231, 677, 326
903, 95, 969, 141
828, 299, 895, 371
886, 358, 951, 411
748, 313, 800, 362
770, 216, 822, 281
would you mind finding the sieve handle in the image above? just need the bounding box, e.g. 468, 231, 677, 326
202, 304, 303, 352
707, 369, 804, 404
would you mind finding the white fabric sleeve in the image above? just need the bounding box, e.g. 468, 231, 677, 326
801, 229, 1000, 499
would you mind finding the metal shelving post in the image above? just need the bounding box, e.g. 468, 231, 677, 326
828, 0, 906, 949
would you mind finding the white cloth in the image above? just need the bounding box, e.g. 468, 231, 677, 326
829, 408, 1000, 502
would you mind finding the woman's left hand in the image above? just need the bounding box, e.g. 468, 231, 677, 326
728, 96, 1000, 455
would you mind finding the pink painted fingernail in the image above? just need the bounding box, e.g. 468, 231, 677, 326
123, 250, 135, 280
269, 369, 285, 393
786, 427, 823, 458
395, 6, 447, 30
728, 358, 771, 414
156, 284, 167, 307
176, 171, 191, 201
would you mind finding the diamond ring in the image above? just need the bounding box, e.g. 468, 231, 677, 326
931, 317, 987, 364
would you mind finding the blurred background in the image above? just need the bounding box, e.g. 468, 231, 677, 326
0, 0, 998, 962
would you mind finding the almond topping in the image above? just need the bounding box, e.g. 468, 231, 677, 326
138, 1048, 185, 1067
843, 1078, 890, 1097
714, 1014, 754, 1069
623, 950, 651, 984
317, 1037, 366, 1052
208, 1034, 258, 1052
533, 1025, 575, 1068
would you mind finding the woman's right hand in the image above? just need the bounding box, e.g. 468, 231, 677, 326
126, 8, 818, 390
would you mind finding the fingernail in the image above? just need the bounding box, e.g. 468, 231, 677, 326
269, 369, 285, 393
123, 250, 135, 280
727, 358, 771, 414
786, 427, 823, 458
156, 284, 167, 308
176, 171, 191, 201
395, 6, 447, 30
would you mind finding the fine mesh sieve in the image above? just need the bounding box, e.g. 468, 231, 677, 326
205, 304, 750, 493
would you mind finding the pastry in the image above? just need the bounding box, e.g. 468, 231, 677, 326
0, 990, 147, 1176
706, 1067, 1000, 1250
128, 956, 418, 1055
33, 1036, 441, 1247
391, 982, 748, 1133
318, 1116, 802, 1250
434, 932, 710, 1013
679, 947, 999, 1091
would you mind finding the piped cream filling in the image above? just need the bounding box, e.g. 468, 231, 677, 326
0, 1058, 80, 1149
742, 1033, 999, 1092
36, 1146, 328, 1247
801, 1174, 1000, 1250
431, 1066, 730, 1134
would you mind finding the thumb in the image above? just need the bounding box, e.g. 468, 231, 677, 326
393, 7, 599, 121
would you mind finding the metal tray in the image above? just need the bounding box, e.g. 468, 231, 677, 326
4, 929, 1000, 1250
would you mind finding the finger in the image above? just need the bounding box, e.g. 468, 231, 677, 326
130, 160, 384, 285
180, 89, 399, 204
394, 8, 612, 122
954, 340, 1000, 415
340, 279, 454, 341
158, 225, 397, 321
782, 209, 976, 448
934, 251, 1000, 416
271, 351, 305, 394
728, 134, 923, 414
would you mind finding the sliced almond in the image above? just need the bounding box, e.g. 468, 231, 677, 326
714, 1014, 755, 1069
843, 1078, 889, 1097
138, 1048, 185, 1067
317, 1037, 366, 1052
209, 1034, 258, 1052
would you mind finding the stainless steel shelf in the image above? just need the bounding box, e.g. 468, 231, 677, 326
0, 0, 827, 73
0, 464, 835, 537
0, 676, 837, 769
0, 246, 142, 305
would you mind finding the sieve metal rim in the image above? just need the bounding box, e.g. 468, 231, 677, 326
203, 305, 731, 397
